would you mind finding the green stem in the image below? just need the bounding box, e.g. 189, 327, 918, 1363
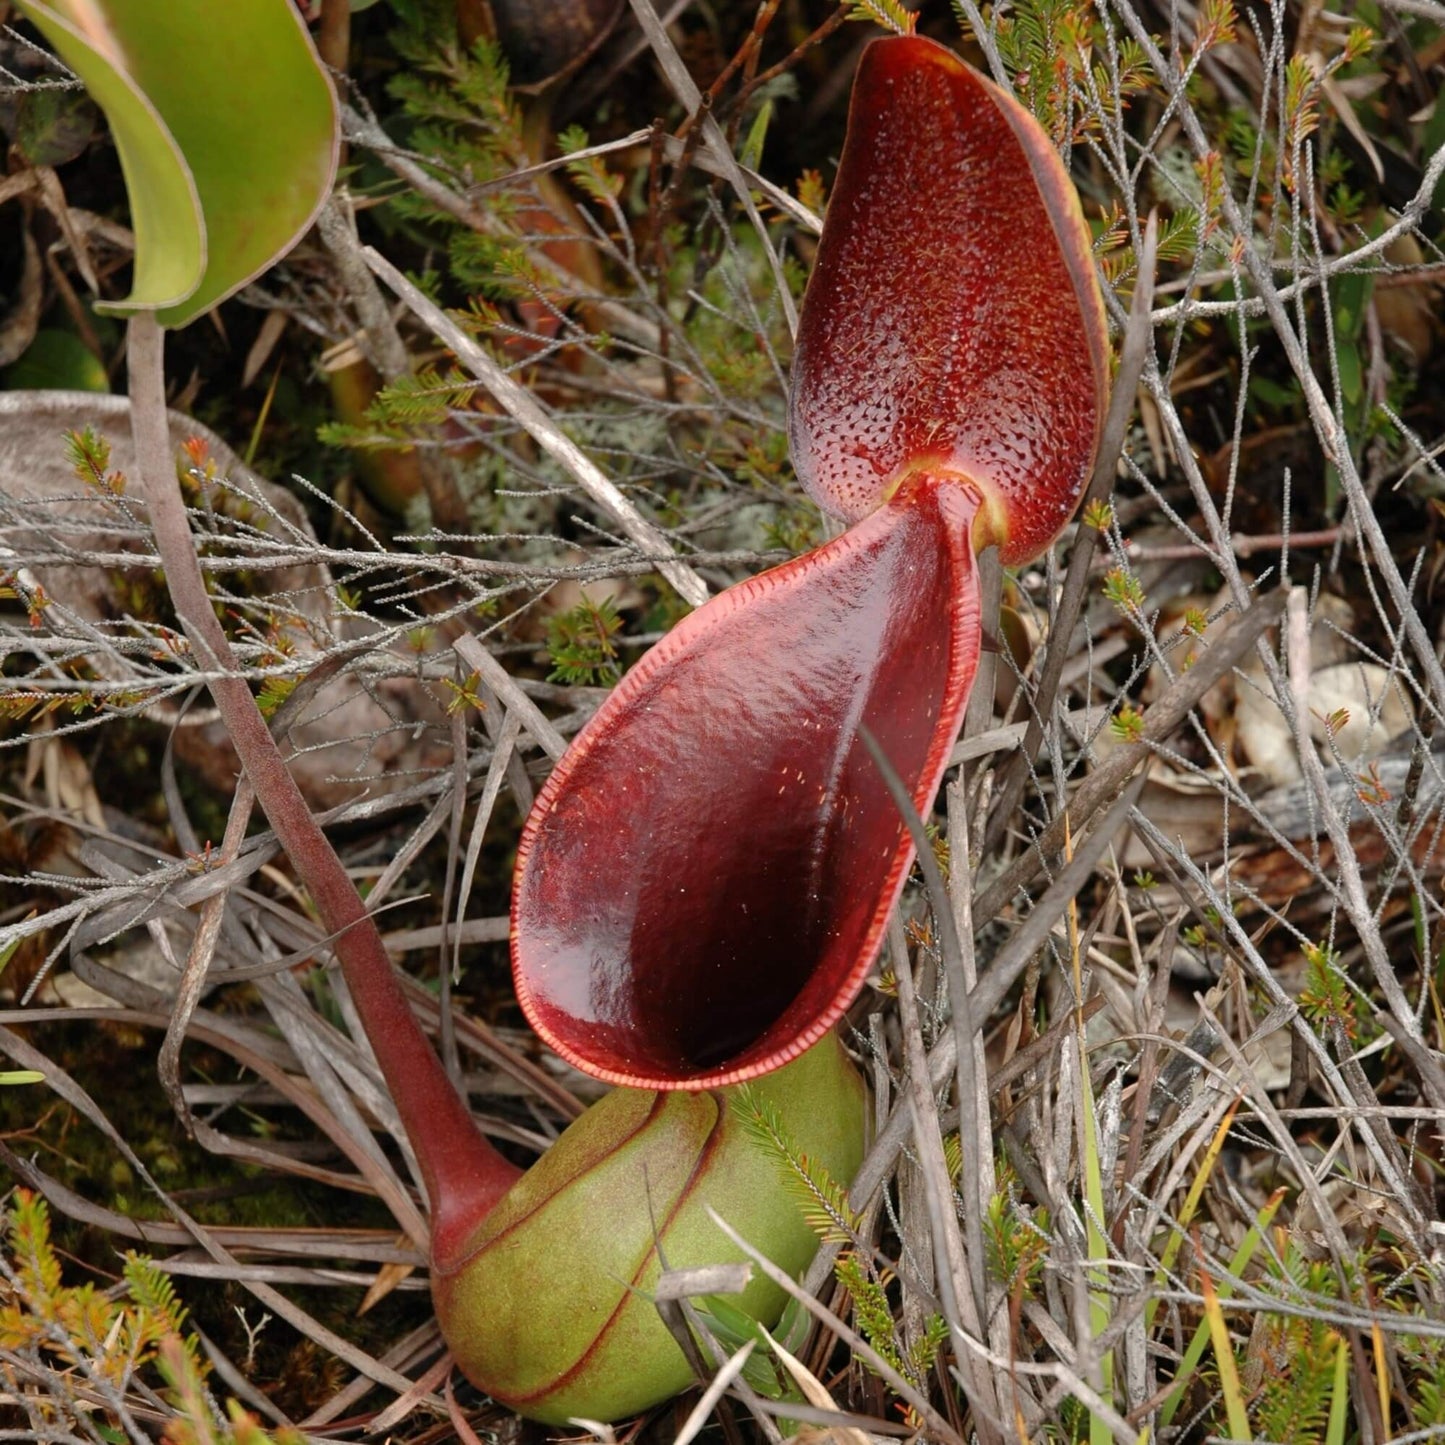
126, 311, 520, 1266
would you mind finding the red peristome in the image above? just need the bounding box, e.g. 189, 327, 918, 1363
512, 474, 984, 1089
789, 34, 1108, 562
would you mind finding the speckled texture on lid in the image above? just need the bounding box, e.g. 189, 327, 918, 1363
789, 35, 1108, 562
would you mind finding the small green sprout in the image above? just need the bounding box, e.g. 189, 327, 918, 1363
1110, 701, 1145, 742
1102, 565, 1145, 614
1299, 941, 1362, 1041
444, 669, 486, 716
547, 595, 625, 687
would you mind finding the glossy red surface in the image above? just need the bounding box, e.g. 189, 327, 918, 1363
509, 35, 1109, 1092
789, 35, 1108, 562
512, 476, 983, 1088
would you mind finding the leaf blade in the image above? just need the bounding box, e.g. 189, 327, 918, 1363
19, 0, 339, 327
13, 0, 203, 311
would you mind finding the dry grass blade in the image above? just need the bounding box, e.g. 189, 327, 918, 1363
5, 4, 1445, 1437
985, 210, 1161, 852
1285, 588, 1445, 1107
975, 588, 1286, 923
1113, 2, 1445, 723
453, 633, 568, 761
810, 774, 1145, 1314
0, 1024, 430, 1402
624, 0, 799, 339
706, 1207, 968, 1445
759, 1326, 869, 1445
1157, 1187, 1285, 1427
361, 246, 710, 608
4, 998, 431, 1233
859, 725, 1002, 1434
672, 1340, 757, 1445
155, 777, 254, 1130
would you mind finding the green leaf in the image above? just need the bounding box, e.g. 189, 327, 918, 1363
14, 0, 338, 328
12, 85, 97, 167
1423, 96, 1445, 216
1336, 336, 1362, 407
1334, 266, 1373, 344
1, 329, 109, 391
694, 1294, 807, 1405
1159, 1186, 1285, 1428
739, 98, 773, 173
1325, 1334, 1349, 1445
12, 0, 202, 312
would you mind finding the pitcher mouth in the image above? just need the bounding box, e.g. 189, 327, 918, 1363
510, 32, 1106, 1092
881, 461, 1010, 554
510, 474, 985, 1091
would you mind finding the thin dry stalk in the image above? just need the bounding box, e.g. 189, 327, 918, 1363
361, 246, 710, 608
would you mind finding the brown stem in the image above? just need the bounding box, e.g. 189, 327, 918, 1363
716, 8, 848, 125
1106, 525, 1344, 563
125, 312, 520, 1266
316, 0, 350, 71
